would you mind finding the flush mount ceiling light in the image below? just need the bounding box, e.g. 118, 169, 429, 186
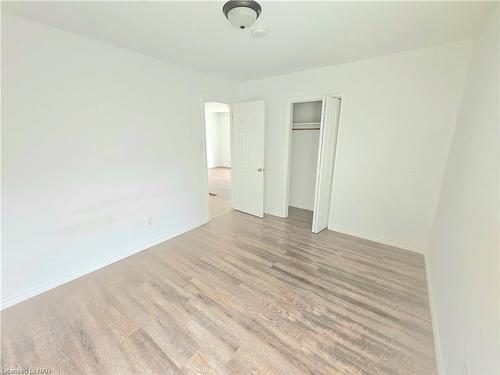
223, 1, 262, 29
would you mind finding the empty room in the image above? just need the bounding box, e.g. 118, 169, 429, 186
1, 1, 499, 375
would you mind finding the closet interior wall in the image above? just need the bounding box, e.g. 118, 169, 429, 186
288, 100, 322, 212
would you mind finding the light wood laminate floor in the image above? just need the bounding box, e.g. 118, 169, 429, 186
1, 208, 436, 374
208, 167, 231, 201
208, 167, 232, 219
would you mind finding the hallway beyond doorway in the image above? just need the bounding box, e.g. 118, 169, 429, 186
208, 167, 232, 219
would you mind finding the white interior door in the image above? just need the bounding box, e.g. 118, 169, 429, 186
232, 100, 265, 218
312, 97, 341, 233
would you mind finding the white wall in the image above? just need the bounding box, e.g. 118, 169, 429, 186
427, 7, 500, 375
289, 130, 319, 211
205, 111, 219, 168
218, 112, 231, 167
239, 40, 472, 252
205, 110, 231, 168
1, 14, 238, 308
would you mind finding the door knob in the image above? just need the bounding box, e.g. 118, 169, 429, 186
257, 167, 264, 172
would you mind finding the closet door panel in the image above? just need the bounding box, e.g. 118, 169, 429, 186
312, 97, 341, 233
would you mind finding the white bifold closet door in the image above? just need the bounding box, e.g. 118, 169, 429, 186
231, 100, 265, 218
312, 97, 341, 233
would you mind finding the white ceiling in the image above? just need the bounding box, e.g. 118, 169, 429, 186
2, 1, 492, 81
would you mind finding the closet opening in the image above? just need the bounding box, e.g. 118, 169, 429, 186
288, 100, 322, 227
286, 97, 342, 233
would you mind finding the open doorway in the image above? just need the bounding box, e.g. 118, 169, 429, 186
286, 96, 342, 233
204, 101, 232, 219
288, 100, 323, 228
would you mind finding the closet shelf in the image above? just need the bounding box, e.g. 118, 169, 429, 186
292, 121, 321, 131
292, 122, 321, 126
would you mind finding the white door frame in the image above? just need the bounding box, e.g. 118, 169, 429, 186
283, 94, 344, 226
200, 95, 234, 223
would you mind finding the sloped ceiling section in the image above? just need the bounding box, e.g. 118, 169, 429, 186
2, 1, 492, 81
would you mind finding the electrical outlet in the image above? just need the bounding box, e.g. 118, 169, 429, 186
147, 216, 153, 226
462, 364, 469, 375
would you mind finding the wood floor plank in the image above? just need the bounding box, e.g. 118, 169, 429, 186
208, 167, 232, 219
1, 208, 436, 374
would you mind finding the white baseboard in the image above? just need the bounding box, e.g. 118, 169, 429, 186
327, 225, 425, 255
1, 219, 206, 310
424, 255, 445, 374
